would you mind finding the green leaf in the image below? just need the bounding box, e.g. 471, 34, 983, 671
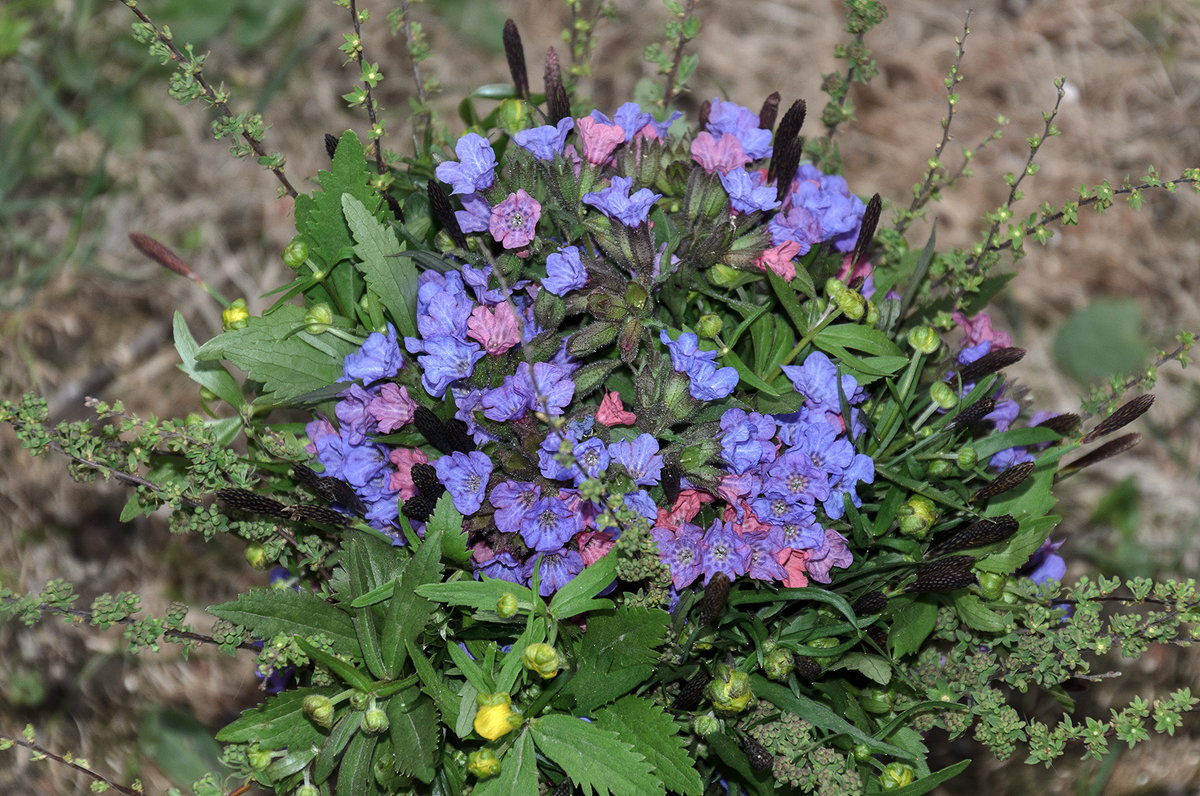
217, 686, 337, 749
881, 760, 971, 796
381, 524, 442, 677
385, 685, 439, 783
208, 588, 360, 659
314, 711, 361, 784
548, 549, 618, 620
594, 697, 703, 796
889, 600, 939, 658
407, 640, 461, 733
826, 651, 892, 685
336, 729, 378, 796
564, 662, 655, 715
495, 617, 546, 694
473, 731, 538, 796
427, 492, 470, 566
975, 514, 1060, 575
173, 311, 244, 409
294, 637, 374, 692
416, 577, 536, 614
765, 268, 809, 337
344, 539, 390, 680
953, 593, 1007, 633
137, 706, 226, 790
814, 323, 905, 357
970, 426, 1063, 461
530, 714, 662, 796
561, 607, 668, 713
343, 193, 418, 338
195, 304, 358, 404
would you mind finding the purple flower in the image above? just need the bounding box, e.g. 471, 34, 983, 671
513, 361, 575, 416
525, 548, 585, 596
781, 351, 864, 414
480, 375, 527, 422
543, 245, 588, 296
455, 192, 492, 233
412, 270, 473, 341
513, 117, 575, 160
990, 446, 1035, 470
719, 167, 781, 213
699, 518, 752, 584
659, 330, 739, 401
538, 431, 576, 481
489, 189, 541, 249
651, 522, 706, 590
477, 551, 524, 585
795, 421, 855, 478
409, 336, 485, 398
341, 323, 404, 383
769, 164, 865, 252
570, 437, 610, 484
452, 386, 498, 446
582, 176, 662, 227
593, 102, 681, 143
334, 384, 377, 446
749, 493, 815, 526
434, 450, 493, 515
765, 448, 831, 505
607, 434, 663, 486
521, 496, 583, 552
985, 399, 1020, 433
490, 480, 540, 535
768, 515, 826, 553
435, 132, 496, 195
368, 382, 417, 433
822, 452, 874, 520
743, 531, 789, 582
339, 441, 391, 489
805, 530, 853, 583
706, 97, 772, 160
720, 408, 778, 474
1022, 539, 1066, 584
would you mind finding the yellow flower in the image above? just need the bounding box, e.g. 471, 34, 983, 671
473, 692, 519, 740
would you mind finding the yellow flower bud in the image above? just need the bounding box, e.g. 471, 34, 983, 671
521, 643, 561, 679
473, 692, 520, 740
706, 663, 754, 715
244, 542, 268, 570
221, 298, 250, 331
898, 495, 937, 540
468, 748, 502, 779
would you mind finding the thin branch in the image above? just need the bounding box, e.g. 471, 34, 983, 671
0, 733, 141, 795
347, 0, 386, 175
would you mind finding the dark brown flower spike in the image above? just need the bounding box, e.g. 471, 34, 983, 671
129, 232, 203, 286
1056, 433, 1141, 482
740, 735, 773, 772
427, 180, 468, 250
674, 672, 709, 711
956, 347, 1026, 383
758, 91, 781, 131
698, 99, 711, 130
945, 396, 996, 430
775, 98, 807, 145
324, 132, 339, 160
906, 555, 977, 593
401, 493, 437, 523
544, 47, 571, 124
380, 190, 405, 223
971, 461, 1036, 503
410, 462, 444, 497
926, 515, 1019, 557
282, 503, 351, 529
1081, 394, 1155, 443
851, 193, 882, 267
414, 405, 453, 454
794, 655, 821, 681
662, 458, 683, 505
1037, 412, 1081, 437
852, 590, 887, 616
216, 488, 287, 517
772, 134, 804, 203
502, 19, 529, 102
697, 571, 732, 625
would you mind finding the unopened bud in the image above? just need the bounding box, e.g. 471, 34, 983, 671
930, 380, 957, 409
692, 713, 720, 737
247, 746, 273, 771
696, 314, 723, 339
244, 542, 268, 570
497, 98, 529, 135
222, 298, 250, 331
521, 643, 561, 679
468, 748, 501, 779
349, 691, 370, 711
977, 571, 1007, 601
473, 692, 520, 740
835, 288, 866, 320
763, 647, 794, 681
305, 302, 334, 334
906, 326, 940, 354
497, 592, 519, 619
282, 238, 309, 269
864, 299, 880, 327
706, 663, 753, 715
303, 694, 335, 728
898, 495, 937, 540
881, 762, 916, 790
957, 447, 978, 470
363, 706, 389, 734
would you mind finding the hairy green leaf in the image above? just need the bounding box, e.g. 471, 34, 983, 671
343, 193, 418, 338
209, 587, 360, 659
531, 714, 661, 796
595, 697, 702, 796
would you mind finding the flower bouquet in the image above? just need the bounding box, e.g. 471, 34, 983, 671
3, 2, 1200, 794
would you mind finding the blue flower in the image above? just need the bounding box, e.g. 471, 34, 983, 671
434, 450, 493, 515
520, 496, 583, 552
412, 270, 473, 341
569, 437, 610, 485
543, 245, 588, 296
743, 531, 789, 582
477, 551, 524, 585
706, 97, 772, 160
659, 330, 739, 401
538, 431, 577, 482
582, 176, 662, 227
781, 351, 864, 414
719, 167, 781, 213
699, 518, 752, 584
513, 361, 575, 416
1022, 539, 1066, 584
593, 102, 682, 142
489, 480, 540, 535
480, 375, 527, 422
719, 408, 778, 474
764, 448, 831, 505
408, 336, 485, 398
524, 548, 585, 596
607, 434, 663, 486
434, 132, 496, 195
334, 384, 376, 446
513, 117, 575, 160
770, 163, 865, 252
651, 522, 706, 590
768, 514, 825, 552
341, 323, 404, 383
455, 192, 492, 233
822, 452, 874, 520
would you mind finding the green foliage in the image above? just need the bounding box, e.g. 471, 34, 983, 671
1053, 299, 1153, 385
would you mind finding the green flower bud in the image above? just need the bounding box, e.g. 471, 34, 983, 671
853, 743, 873, 762
296, 784, 320, 796
303, 694, 335, 728
706, 663, 753, 715
897, 495, 937, 540
835, 289, 866, 320
199, 387, 218, 403
496, 592, 519, 619
521, 643, 561, 680
692, 713, 720, 737
349, 691, 369, 711
468, 748, 502, 779
927, 459, 952, 478
864, 300, 880, 327
282, 238, 309, 269
305, 302, 334, 334
496, 98, 529, 135
824, 277, 848, 299
763, 647, 794, 681
881, 762, 916, 790
977, 571, 1007, 601
707, 263, 756, 289
523, 683, 542, 701
696, 314, 723, 339
906, 326, 941, 354
247, 746, 273, 771
244, 542, 268, 570
222, 298, 250, 331
929, 380, 958, 409
957, 446, 978, 470
363, 706, 389, 734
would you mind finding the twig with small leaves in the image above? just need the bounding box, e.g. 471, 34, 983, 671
339, 0, 388, 181
0, 730, 141, 796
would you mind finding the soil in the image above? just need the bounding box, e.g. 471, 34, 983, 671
2, 0, 1199, 793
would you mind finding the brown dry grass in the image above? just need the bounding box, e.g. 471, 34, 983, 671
2, 0, 1199, 793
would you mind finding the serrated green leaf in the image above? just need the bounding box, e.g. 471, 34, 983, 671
295, 637, 374, 692
827, 651, 892, 685
336, 729, 378, 796
953, 593, 1007, 633
548, 549, 618, 620
564, 662, 655, 715
343, 193, 418, 338
217, 686, 337, 749
195, 305, 357, 404
888, 600, 938, 658
315, 712, 361, 784
427, 492, 470, 565
173, 311, 244, 409
208, 588, 360, 659
531, 714, 662, 796
381, 525, 442, 677
406, 640, 461, 733
594, 697, 702, 796
473, 731, 538, 796
415, 577, 536, 613
577, 607, 669, 670
344, 540, 389, 679
975, 515, 1060, 575
815, 323, 905, 357
385, 686, 439, 783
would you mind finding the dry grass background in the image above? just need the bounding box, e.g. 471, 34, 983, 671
2, 0, 1199, 793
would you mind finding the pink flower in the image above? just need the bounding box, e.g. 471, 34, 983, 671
655, 489, 714, 531
755, 240, 804, 280
577, 530, 617, 567
467, 302, 521, 355
368, 383, 417, 432
775, 548, 810, 588
387, 447, 429, 501
489, 189, 541, 249
595, 390, 636, 426
690, 131, 749, 174
576, 117, 626, 165
952, 311, 1012, 349
835, 253, 873, 285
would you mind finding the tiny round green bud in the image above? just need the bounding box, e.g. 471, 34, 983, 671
282, 238, 309, 269
763, 647, 794, 681
853, 743, 873, 762
496, 98, 530, 135
692, 713, 720, 737
244, 542, 268, 570
363, 706, 389, 734
897, 495, 937, 540
836, 289, 866, 320
523, 683, 542, 701
199, 387, 218, 403
349, 691, 369, 711
305, 302, 334, 334
303, 694, 335, 728
957, 446, 978, 470
222, 298, 250, 331
497, 592, 519, 619
881, 762, 916, 790
977, 571, 1007, 601
247, 746, 273, 771
296, 784, 320, 796
906, 326, 940, 354
706, 663, 753, 714
468, 748, 501, 779
707, 263, 755, 289
522, 643, 561, 680
927, 459, 952, 478
696, 314, 723, 339
864, 300, 880, 327
929, 380, 958, 409
824, 277, 848, 299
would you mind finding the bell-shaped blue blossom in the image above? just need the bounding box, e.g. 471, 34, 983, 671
742, 530, 789, 582
513, 361, 575, 416
699, 518, 752, 584
434, 450, 493, 515
524, 548, 585, 596
706, 97, 773, 160
520, 495, 583, 552
408, 336, 485, 398
769, 163, 865, 252
607, 434, 663, 486
804, 529, 853, 583
651, 522, 706, 590
592, 102, 681, 142
767, 515, 826, 555
821, 452, 874, 520
334, 384, 377, 446
781, 350, 865, 415
513, 117, 574, 160
434, 132, 496, 195
542, 245, 588, 296
569, 437, 610, 485
719, 167, 781, 213
477, 551, 524, 585
480, 375, 527, 422
764, 448, 831, 505
1022, 539, 1066, 584
341, 323, 404, 383
538, 430, 577, 482
490, 480, 540, 535
659, 329, 739, 401
455, 192, 492, 234
719, 409, 778, 474
582, 176, 662, 227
